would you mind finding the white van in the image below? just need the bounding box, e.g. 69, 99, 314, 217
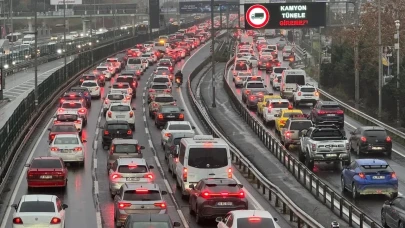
280, 69, 307, 100
175, 135, 232, 198
22, 34, 35, 45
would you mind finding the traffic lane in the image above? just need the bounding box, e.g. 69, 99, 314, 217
1, 96, 101, 228
202, 64, 345, 227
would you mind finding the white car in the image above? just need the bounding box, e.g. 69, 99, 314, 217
110, 82, 133, 96
272, 75, 282, 90
141, 59, 149, 70
216, 210, 280, 228
262, 99, 291, 125
154, 66, 170, 75
234, 71, 253, 87
245, 56, 258, 68
160, 121, 195, 145
153, 75, 172, 88
58, 101, 88, 125
106, 57, 122, 70
49, 134, 86, 164
54, 110, 83, 133
96, 66, 112, 80
12, 195, 68, 228
293, 85, 319, 107
81, 80, 101, 98
103, 93, 130, 114
106, 103, 136, 130
270, 67, 287, 83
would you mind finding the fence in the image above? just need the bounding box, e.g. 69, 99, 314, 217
0, 20, 204, 193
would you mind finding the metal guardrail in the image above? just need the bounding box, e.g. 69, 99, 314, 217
217, 44, 383, 228
186, 43, 323, 228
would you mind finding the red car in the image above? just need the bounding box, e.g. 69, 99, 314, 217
48, 122, 79, 141
26, 157, 68, 188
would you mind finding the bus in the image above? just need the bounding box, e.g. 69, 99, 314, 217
6, 32, 23, 43
136, 24, 148, 35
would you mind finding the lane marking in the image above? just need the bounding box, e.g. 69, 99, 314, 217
177, 210, 189, 228
143, 116, 146, 122
94, 181, 99, 194
94, 159, 98, 169
97, 116, 101, 123
148, 139, 153, 149
154, 156, 162, 169
95, 128, 99, 136
145, 127, 149, 134
164, 179, 173, 194
93, 140, 97, 150
96, 212, 102, 228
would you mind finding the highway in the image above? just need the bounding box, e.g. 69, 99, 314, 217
223, 36, 405, 223
0, 31, 294, 228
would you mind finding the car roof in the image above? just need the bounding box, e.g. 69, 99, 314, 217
360, 126, 386, 131
168, 121, 190, 125
117, 157, 147, 165
54, 134, 79, 138
123, 183, 160, 191
106, 120, 129, 124
155, 93, 173, 98
127, 214, 171, 223
230, 210, 273, 218
112, 138, 139, 144
21, 194, 56, 202
201, 178, 237, 185
356, 159, 388, 166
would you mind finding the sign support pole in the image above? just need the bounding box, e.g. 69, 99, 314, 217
210, 0, 216, 108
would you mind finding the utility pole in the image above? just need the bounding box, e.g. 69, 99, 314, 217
395, 20, 400, 124
34, 0, 38, 108
113, 3, 116, 51
226, 4, 229, 44
377, 0, 382, 119
354, 1, 360, 109
210, 0, 216, 108
63, 0, 66, 80
89, 0, 95, 64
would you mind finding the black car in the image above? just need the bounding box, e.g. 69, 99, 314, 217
59, 91, 89, 108
266, 59, 281, 73
69, 87, 92, 107
349, 126, 392, 157
154, 105, 185, 128
101, 120, 133, 149
310, 101, 344, 128
80, 73, 104, 86
116, 75, 138, 96
189, 178, 248, 223
123, 214, 180, 228
381, 196, 405, 228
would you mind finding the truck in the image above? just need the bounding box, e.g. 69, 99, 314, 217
299, 125, 351, 170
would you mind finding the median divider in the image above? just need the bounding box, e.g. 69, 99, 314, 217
186, 40, 324, 228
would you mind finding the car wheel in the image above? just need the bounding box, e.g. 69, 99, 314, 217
341, 176, 347, 192
356, 145, 361, 156
305, 152, 314, 171
381, 210, 388, 228
386, 149, 392, 158
352, 183, 359, 199
349, 142, 354, 152
195, 208, 203, 224
400, 221, 404, 228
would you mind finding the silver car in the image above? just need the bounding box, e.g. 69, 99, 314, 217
113, 183, 168, 227
107, 139, 145, 169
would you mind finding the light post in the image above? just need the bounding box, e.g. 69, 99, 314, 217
395, 19, 400, 124
377, 0, 382, 118
210, 0, 216, 108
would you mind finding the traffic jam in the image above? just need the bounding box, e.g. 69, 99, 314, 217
9, 15, 280, 228
231, 29, 398, 209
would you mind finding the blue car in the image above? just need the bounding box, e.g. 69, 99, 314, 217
69, 87, 92, 108
341, 159, 398, 199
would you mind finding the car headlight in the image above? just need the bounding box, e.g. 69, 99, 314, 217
57, 49, 62, 54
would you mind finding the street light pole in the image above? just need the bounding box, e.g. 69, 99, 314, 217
377, 0, 382, 119
63, 0, 66, 79
34, 0, 38, 108
210, 0, 216, 108
113, 3, 116, 51
395, 20, 400, 124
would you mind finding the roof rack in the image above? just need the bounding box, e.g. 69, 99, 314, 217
313, 124, 340, 129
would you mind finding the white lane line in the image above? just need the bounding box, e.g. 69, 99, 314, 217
97, 116, 101, 123
148, 139, 153, 149
100, 108, 103, 113
177, 210, 190, 228
143, 107, 145, 113
143, 92, 145, 97
154, 156, 162, 169
145, 127, 149, 134
95, 128, 99, 136
96, 212, 102, 228
94, 140, 98, 151
94, 159, 98, 169
0, 117, 54, 228
94, 181, 99, 194
164, 179, 173, 194
143, 116, 146, 122
93, 140, 97, 150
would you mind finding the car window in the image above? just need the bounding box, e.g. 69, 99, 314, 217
108, 94, 125, 100
290, 121, 313, 131
151, 84, 168, 90
274, 68, 286, 74
363, 130, 387, 138
154, 77, 170, 83
56, 114, 78, 121
161, 107, 181, 113
31, 159, 62, 168
20, 201, 56, 213
61, 103, 82, 109
118, 165, 147, 173
107, 124, 129, 130
188, 148, 228, 168
155, 97, 174, 103
114, 144, 138, 153
301, 87, 316, 92
111, 105, 130, 112
168, 124, 190, 130
82, 82, 97, 87
54, 137, 79, 144
123, 190, 161, 201
128, 58, 141, 64
52, 125, 77, 132
271, 102, 289, 108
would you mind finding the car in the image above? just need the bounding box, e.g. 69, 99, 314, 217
25, 157, 68, 188
233, 72, 253, 87
49, 134, 86, 165
69, 87, 91, 107
274, 109, 302, 133
106, 103, 136, 130
148, 82, 171, 103
109, 158, 154, 196
160, 121, 195, 147
95, 66, 113, 80
107, 139, 145, 169
154, 105, 185, 128
153, 75, 172, 87
58, 101, 88, 126
349, 126, 392, 157
292, 85, 319, 107
265, 59, 281, 73
116, 75, 138, 95
279, 114, 313, 149
232, 62, 250, 76
164, 132, 195, 166
309, 101, 344, 128
189, 178, 248, 223
123, 214, 181, 228
244, 90, 267, 110
257, 57, 273, 70
103, 92, 130, 114
107, 57, 122, 71
148, 93, 176, 118
282, 46, 295, 61
89, 70, 106, 86
216, 210, 280, 228
256, 94, 282, 117
81, 80, 101, 98
381, 196, 405, 228
102, 120, 133, 149
341, 159, 398, 199
79, 73, 103, 86
100, 62, 117, 75
127, 57, 144, 72
11, 195, 68, 228
110, 82, 133, 97
240, 81, 267, 103
59, 91, 89, 108
51, 113, 82, 137
269, 67, 287, 84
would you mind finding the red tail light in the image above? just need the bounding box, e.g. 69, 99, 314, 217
164, 133, 172, 137
129, 111, 134, 118
317, 110, 326, 115
127, 130, 132, 135
111, 174, 122, 180
277, 63, 281, 66
99, 75, 104, 79
13, 217, 23, 224
183, 167, 187, 182
336, 110, 344, 114
154, 202, 167, 209
104, 99, 109, 104
95, 87, 99, 91
288, 104, 293, 110
118, 202, 131, 209
201, 191, 210, 198
228, 168, 232, 178
158, 114, 164, 119
248, 217, 261, 222
238, 191, 245, 198
149, 89, 155, 93
104, 130, 109, 135
144, 173, 154, 180
74, 120, 81, 124
358, 172, 366, 179
179, 114, 184, 119
386, 136, 392, 142
78, 109, 86, 114
50, 217, 61, 224
249, 96, 255, 101
165, 89, 171, 93
392, 172, 397, 178
74, 147, 82, 151
107, 111, 112, 118
132, 82, 136, 87
285, 131, 291, 138
361, 136, 367, 142
50, 147, 59, 151
60, 98, 65, 103
298, 92, 302, 96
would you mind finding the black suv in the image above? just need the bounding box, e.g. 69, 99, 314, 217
349, 126, 392, 157
154, 105, 184, 128
123, 214, 180, 228
101, 120, 133, 149
310, 101, 344, 128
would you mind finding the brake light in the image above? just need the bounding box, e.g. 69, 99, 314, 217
50, 147, 59, 151
78, 109, 86, 114
248, 217, 261, 222
288, 104, 293, 110
50, 217, 61, 224
317, 110, 326, 115
280, 120, 286, 125
127, 130, 132, 135
298, 92, 302, 96
50, 134, 56, 140
201, 191, 210, 198
104, 99, 109, 104
358, 172, 366, 179
60, 98, 65, 103
285, 131, 291, 138
392, 172, 397, 178
183, 167, 187, 182
311, 143, 316, 151
315, 92, 319, 96
13, 218, 23, 224
238, 191, 245, 198
144, 173, 154, 180
360, 136, 367, 142
277, 63, 281, 66
99, 75, 104, 79
118, 202, 131, 209
165, 89, 171, 93
228, 168, 232, 178
245, 90, 251, 94
111, 174, 122, 180
104, 130, 109, 135
164, 133, 172, 137
149, 89, 155, 93
129, 111, 134, 118
249, 96, 255, 101
74, 147, 82, 151
158, 114, 164, 119
154, 202, 167, 209
179, 114, 184, 119
386, 136, 392, 142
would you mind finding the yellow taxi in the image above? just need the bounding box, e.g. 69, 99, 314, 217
274, 109, 303, 133
256, 94, 282, 117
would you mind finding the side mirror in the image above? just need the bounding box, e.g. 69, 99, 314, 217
11, 204, 18, 211
301, 129, 308, 135
47, 128, 51, 131
132, 107, 136, 110
215, 217, 223, 223
140, 146, 145, 149
192, 126, 196, 129
238, 184, 243, 188
274, 218, 278, 222
24, 164, 30, 167
173, 222, 181, 227
62, 204, 68, 209
82, 139, 87, 143
181, 109, 185, 111
189, 184, 195, 189
350, 131, 355, 135
161, 190, 168, 195
384, 200, 392, 205
149, 165, 154, 169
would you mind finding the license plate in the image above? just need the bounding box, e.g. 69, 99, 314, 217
327, 114, 336, 116
372, 147, 383, 150
167, 115, 175, 118
372, 176, 385, 180
61, 149, 72, 153
217, 202, 233, 206
40, 175, 52, 179
126, 177, 140, 181
325, 154, 337, 157
116, 115, 125, 118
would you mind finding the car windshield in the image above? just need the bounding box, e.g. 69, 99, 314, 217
188, 148, 228, 168
52, 125, 77, 132
128, 58, 141, 64
113, 84, 129, 89
56, 114, 78, 121
19, 202, 56, 213
118, 165, 147, 173
114, 144, 138, 153
61, 103, 82, 109
271, 102, 289, 108
116, 78, 133, 83
154, 78, 169, 83
301, 87, 316, 92
236, 218, 275, 228
54, 137, 79, 144
246, 83, 264, 88
155, 97, 174, 102
123, 190, 161, 201
111, 105, 130, 111
235, 64, 247, 71
31, 159, 62, 168
152, 85, 168, 90
82, 82, 97, 87
274, 68, 286, 74
161, 107, 180, 113
290, 121, 313, 131
107, 124, 128, 130
168, 124, 191, 130
108, 94, 124, 100
364, 130, 387, 137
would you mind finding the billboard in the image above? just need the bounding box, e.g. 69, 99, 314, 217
179, 1, 239, 14
244, 3, 327, 29
149, 0, 160, 29
50, 0, 82, 5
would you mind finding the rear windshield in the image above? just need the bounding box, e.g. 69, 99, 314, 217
113, 84, 129, 89
290, 121, 313, 131
156, 70, 169, 75
107, 124, 129, 130
142, 54, 151, 57
107, 59, 118, 62
82, 82, 97, 87
114, 144, 138, 153
271, 102, 289, 108
20, 202, 55, 213
282, 112, 302, 118
236, 218, 275, 228
161, 107, 180, 113
82, 75, 96, 80
51, 125, 77, 132
155, 97, 174, 102
54, 137, 79, 144
123, 190, 161, 201
360, 164, 392, 173
116, 78, 133, 83
238, 72, 252, 77
247, 77, 262, 81
111, 105, 130, 111
70, 88, 87, 93
301, 87, 316, 92
235, 64, 247, 71
152, 85, 168, 90
285, 75, 305, 85
159, 60, 171, 65
246, 83, 264, 88
97, 67, 108, 71
274, 68, 286, 74
128, 58, 141, 64
61, 103, 82, 109
31, 159, 62, 168
154, 78, 169, 83
108, 94, 124, 100
118, 165, 147, 173
168, 124, 191, 130
364, 130, 387, 137
321, 104, 340, 110
56, 114, 78, 121
188, 148, 228, 168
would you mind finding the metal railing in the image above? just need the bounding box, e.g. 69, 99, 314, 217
186, 43, 324, 228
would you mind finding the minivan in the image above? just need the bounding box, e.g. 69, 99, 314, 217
280, 69, 306, 100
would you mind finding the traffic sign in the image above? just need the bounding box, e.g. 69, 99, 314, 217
245, 4, 270, 29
